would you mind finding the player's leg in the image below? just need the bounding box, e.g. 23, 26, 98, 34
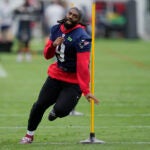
20, 77, 61, 144
28, 77, 61, 131
48, 82, 82, 121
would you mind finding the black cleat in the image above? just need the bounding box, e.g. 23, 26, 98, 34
48, 109, 57, 121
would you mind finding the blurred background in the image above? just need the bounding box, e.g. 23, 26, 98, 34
0, 0, 150, 53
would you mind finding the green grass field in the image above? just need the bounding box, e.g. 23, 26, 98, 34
0, 39, 150, 150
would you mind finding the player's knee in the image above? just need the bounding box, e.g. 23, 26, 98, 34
54, 106, 69, 118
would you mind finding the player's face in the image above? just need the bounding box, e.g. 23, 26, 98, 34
64, 8, 80, 29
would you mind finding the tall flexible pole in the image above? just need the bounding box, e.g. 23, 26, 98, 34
90, 0, 96, 137
80, 0, 105, 144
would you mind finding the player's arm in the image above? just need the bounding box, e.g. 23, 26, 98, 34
77, 51, 90, 95
43, 37, 64, 59
76, 34, 100, 104
77, 51, 99, 104
43, 40, 56, 59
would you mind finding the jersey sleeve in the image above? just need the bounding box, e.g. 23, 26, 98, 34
75, 34, 91, 53
43, 26, 57, 59
76, 33, 91, 95
43, 40, 56, 59
77, 51, 90, 95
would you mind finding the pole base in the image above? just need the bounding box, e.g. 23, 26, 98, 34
80, 133, 105, 144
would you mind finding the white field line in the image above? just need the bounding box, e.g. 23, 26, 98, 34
108, 142, 150, 144
0, 114, 150, 117
29, 141, 150, 145
87, 114, 150, 117
0, 64, 7, 77
0, 125, 150, 129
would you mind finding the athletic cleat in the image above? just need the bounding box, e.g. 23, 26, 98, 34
20, 134, 33, 144
48, 109, 57, 121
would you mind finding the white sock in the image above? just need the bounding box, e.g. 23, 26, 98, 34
27, 130, 34, 136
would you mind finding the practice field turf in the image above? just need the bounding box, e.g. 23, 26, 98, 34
0, 39, 150, 150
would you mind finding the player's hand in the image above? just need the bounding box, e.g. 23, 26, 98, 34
53, 37, 64, 47
85, 93, 99, 104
